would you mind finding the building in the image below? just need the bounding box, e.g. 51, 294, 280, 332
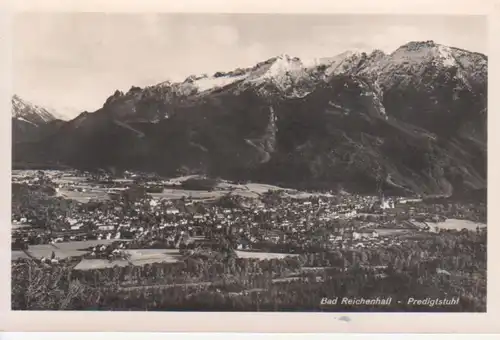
338, 209, 357, 219
352, 230, 379, 240
380, 197, 395, 210
97, 225, 115, 231
370, 196, 395, 212
166, 208, 180, 215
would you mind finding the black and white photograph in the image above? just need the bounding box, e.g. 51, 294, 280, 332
10, 12, 487, 314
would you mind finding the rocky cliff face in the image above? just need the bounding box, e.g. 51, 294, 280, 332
13, 41, 487, 196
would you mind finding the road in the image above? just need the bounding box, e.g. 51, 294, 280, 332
116, 276, 308, 291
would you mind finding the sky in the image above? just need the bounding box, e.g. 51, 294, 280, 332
13, 13, 487, 119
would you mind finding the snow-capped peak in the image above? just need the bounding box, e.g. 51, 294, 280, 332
187, 73, 247, 92
323, 50, 365, 76
155, 80, 174, 88
155, 54, 313, 97
145, 41, 483, 102
437, 45, 457, 67
302, 51, 354, 68
12, 95, 58, 126
237, 54, 317, 97
265, 55, 304, 78
275, 53, 297, 61
390, 40, 458, 67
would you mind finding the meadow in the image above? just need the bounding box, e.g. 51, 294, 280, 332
12, 239, 130, 261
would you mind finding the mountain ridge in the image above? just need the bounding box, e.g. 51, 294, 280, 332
12, 95, 60, 125
12, 95, 66, 144
13, 40, 487, 197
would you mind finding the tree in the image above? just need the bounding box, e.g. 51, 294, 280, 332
122, 185, 148, 204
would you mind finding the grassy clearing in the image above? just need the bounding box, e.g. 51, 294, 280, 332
74, 259, 130, 270
58, 188, 110, 203
428, 219, 486, 231
72, 248, 183, 270
12, 239, 131, 261
374, 229, 413, 236
127, 249, 182, 263
150, 189, 224, 200
234, 250, 299, 260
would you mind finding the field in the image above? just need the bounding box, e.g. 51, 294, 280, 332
150, 189, 225, 201
58, 188, 111, 203
151, 181, 293, 201
74, 248, 183, 270
234, 250, 299, 260
13, 240, 182, 269
55, 180, 291, 202
150, 181, 320, 201
12, 239, 130, 261
127, 249, 183, 264
52, 176, 89, 184
375, 229, 414, 236
12, 223, 32, 230
428, 218, 486, 231
74, 259, 130, 270
374, 219, 486, 236
15, 170, 324, 203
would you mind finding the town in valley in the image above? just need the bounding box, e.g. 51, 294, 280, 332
11, 169, 486, 311
11, 13, 487, 312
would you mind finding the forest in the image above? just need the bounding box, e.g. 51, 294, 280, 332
11, 228, 486, 312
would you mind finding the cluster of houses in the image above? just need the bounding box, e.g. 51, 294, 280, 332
13, 170, 466, 257
40, 192, 406, 252
12, 170, 62, 185
12, 183, 375, 252
85, 242, 129, 260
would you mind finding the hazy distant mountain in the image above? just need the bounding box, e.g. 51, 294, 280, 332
13, 41, 487, 196
12, 95, 65, 144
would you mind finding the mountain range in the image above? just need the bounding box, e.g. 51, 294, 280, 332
12, 40, 488, 197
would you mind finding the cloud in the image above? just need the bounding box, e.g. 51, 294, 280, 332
310, 24, 434, 53
13, 14, 486, 118
368, 25, 430, 52
310, 25, 371, 53
183, 24, 239, 47
243, 43, 268, 62
141, 14, 170, 41
211, 25, 240, 46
